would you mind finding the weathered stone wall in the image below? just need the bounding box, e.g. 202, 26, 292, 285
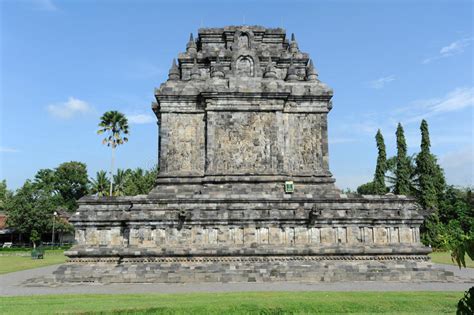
159, 113, 205, 176
70, 194, 425, 253
286, 113, 325, 174
55, 258, 454, 284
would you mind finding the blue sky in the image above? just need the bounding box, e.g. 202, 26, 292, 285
1, 0, 473, 190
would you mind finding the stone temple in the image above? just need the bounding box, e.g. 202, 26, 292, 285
55, 26, 453, 283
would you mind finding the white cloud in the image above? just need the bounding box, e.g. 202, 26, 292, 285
423, 38, 472, 64
368, 75, 396, 89
402, 87, 474, 123
30, 0, 58, 11
440, 146, 474, 187
0, 147, 19, 153
47, 97, 93, 119
127, 114, 155, 124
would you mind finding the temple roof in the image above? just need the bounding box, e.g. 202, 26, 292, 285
155, 26, 332, 99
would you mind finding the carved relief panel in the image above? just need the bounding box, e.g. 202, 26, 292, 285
206, 111, 283, 174
285, 113, 324, 175
159, 113, 205, 176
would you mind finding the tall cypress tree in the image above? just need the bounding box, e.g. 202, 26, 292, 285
415, 120, 448, 246
373, 129, 387, 194
394, 123, 411, 195
415, 119, 438, 209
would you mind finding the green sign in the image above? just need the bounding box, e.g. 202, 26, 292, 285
284, 181, 294, 193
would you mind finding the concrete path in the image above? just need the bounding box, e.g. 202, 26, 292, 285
1, 264, 473, 296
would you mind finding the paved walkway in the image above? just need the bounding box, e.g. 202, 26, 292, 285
1, 264, 473, 296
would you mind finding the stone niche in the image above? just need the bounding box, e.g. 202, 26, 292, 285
57, 26, 454, 284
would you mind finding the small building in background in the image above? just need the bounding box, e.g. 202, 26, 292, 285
0, 210, 74, 247
0, 211, 21, 246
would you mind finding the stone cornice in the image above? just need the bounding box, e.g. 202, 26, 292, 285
65, 244, 431, 258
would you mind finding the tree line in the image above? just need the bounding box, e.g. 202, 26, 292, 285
356, 119, 473, 251
0, 164, 158, 247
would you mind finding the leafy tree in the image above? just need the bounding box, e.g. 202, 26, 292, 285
0, 180, 13, 212
97, 111, 129, 196
355, 120, 471, 250
439, 187, 473, 233
457, 286, 474, 315
394, 123, 411, 195
415, 120, 449, 246
5, 181, 60, 247
90, 170, 109, 196
386, 155, 417, 194
434, 219, 466, 249
34, 169, 57, 192
123, 166, 158, 196
415, 120, 439, 209
29, 230, 40, 249
451, 237, 474, 269
467, 189, 474, 210
54, 162, 89, 210
356, 130, 388, 195
451, 236, 474, 314
433, 162, 447, 206
90, 166, 158, 197
33, 162, 89, 211
356, 181, 375, 195
113, 169, 128, 196
373, 129, 388, 194
420, 186, 472, 248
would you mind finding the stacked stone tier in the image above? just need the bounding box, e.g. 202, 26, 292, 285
68, 194, 427, 260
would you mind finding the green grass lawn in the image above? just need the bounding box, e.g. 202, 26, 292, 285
429, 251, 474, 268
0, 291, 464, 314
0, 249, 66, 274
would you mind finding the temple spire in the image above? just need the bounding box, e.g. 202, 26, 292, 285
305, 59, 318, 81
168, 59, 180, 81
286, 58, 298, 81
263, 56, 277, 79
186, 33, 197, 54
211, 56, 225, 79
289, 33, 299, 54
190, 58, 201, 80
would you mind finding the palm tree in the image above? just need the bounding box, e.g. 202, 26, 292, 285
90, 170, 109, 196
124, 168, 144, 196
97, 111, 129, 196
385, 154, 418, 195
112, 168, 129, 196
